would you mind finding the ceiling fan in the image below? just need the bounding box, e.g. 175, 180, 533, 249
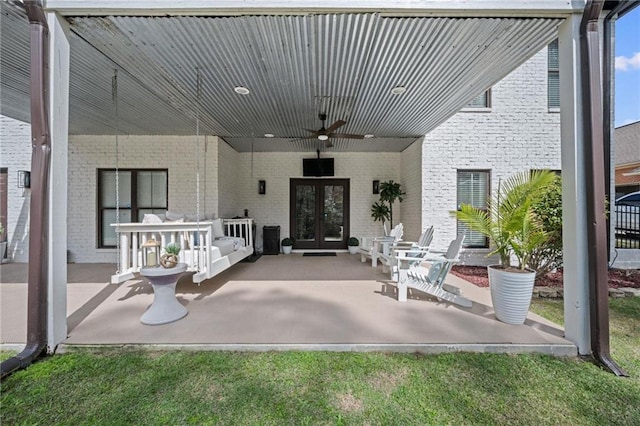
302, 113, 365, 147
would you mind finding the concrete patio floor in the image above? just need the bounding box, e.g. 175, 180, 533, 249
1, 253, 575, 355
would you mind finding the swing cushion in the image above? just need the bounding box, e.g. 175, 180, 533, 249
142, 214, 163, 224
212, 218, 225, 238
186, 213, 201, 222
165, 211, 185, 221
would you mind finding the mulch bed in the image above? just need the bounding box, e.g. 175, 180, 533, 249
451, 265, 640, 289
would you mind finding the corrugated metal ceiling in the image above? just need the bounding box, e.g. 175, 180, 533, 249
1, 2, 562, 152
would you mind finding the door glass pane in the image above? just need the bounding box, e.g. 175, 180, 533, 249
102, 209, 132, 247
100, 171, 131, 208
137, 171, 167, 208
295, 185, 316, 241
323, 184, 344, 242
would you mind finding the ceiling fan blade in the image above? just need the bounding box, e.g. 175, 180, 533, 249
325, 120, 346, 133
303, 128, 319, 134
329, 133, 365, 139
325, 140, 334, 148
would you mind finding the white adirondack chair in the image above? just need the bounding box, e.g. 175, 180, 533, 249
395, 233, 471, 308
380, 226, 434, 279
358, 223, 403, 267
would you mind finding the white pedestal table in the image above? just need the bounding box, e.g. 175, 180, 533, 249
139, 263, 188, 325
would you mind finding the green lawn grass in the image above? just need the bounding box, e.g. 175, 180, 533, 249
1, 298, 639, 425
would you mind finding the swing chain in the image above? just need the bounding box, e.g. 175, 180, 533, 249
195, 68, 202, 272
112, 70, 121, 275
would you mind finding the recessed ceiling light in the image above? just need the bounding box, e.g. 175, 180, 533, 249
391, 86, 406, 95
234, 86, 250, 95
364, 134, 375, 139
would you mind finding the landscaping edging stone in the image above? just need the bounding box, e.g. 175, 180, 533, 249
532, 286, 640, 299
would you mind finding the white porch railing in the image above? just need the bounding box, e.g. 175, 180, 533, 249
110, 218, 254, 284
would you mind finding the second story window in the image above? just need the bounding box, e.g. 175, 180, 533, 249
548, 39, 560, 109
465, 90, 491, 109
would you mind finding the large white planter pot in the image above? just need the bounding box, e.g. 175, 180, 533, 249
348, 246, 358, 254
488, 265, 536, 325
282, 245, 292, 254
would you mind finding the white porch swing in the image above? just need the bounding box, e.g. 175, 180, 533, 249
109, 69, 253, 285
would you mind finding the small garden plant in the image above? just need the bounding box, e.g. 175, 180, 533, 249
164, 243, 181, 256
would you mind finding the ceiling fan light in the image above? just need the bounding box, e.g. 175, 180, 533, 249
364, 134, 374, 138
264, 133, 274, 138
318, 134, 329, 141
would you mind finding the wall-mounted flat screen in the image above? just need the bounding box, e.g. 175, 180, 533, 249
303, 158, 335, 177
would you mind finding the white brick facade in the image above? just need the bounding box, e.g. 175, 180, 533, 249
66, 135, 219, 263
1, 48, 564, 265
232, 151, 403, 250
400, 140, 423, 241
0, 115, 32, 263
422, 49, 561, 262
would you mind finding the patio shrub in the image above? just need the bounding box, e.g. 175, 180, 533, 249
456, 170, 556, 270
529, 174, 564, 281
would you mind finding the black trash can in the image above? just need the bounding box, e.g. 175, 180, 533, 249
263, 226, 281, 255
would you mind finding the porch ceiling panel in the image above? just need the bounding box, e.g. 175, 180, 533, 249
0, 1, 32, 124
2, 4, 563, 152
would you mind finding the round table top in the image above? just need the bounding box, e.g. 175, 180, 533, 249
140, 263, 187, 277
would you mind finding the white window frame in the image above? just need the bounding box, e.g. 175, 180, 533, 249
456, 169, 491, 248
461, 89, 492, 112
548, 39, 560, 111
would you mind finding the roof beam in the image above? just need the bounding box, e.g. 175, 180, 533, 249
44, 0, 585, 17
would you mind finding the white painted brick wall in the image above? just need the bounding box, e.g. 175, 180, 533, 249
233, 152, 402, 250
217, 139, 241, 218
0, 115, 32, 262
400, 139, 423, 241
67, 135, 219, 263
422, 49, 561, 263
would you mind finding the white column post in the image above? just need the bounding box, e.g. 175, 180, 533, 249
47, 12, 70, 352
559, 14, 590, 355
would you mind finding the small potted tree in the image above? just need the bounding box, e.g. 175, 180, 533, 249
347, 237, 360, 254
456, 170, 555, 325
281, 237, 293, 254
370, 201, 391, 234
379, 180, 405, 228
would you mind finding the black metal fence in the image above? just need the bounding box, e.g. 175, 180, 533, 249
615, 208, 640, 249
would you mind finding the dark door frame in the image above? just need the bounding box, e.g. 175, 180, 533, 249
290, 178, 350, 250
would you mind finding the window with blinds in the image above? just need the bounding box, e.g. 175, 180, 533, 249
466, 90, 491, 108
457, 170, 490, 248
548, 39, 560, 109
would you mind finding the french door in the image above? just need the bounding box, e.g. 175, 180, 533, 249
290, 179, 350, 250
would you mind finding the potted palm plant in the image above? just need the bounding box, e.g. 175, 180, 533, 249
347, 237, 360, 254
456, 170, 556, 324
